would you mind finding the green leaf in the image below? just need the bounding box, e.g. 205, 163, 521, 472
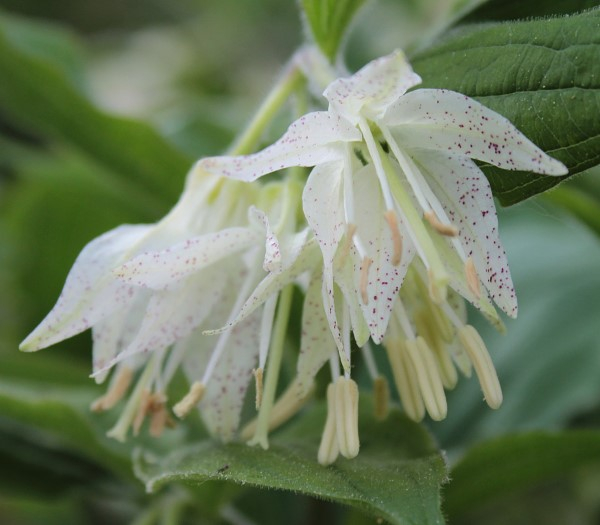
0, 11, 86, 89
412, 9, 600, 205
0, 16, 192, 215
444, 430, 600, 520
300, 0, 367, 62
0, 378, 132, 480
431, 200, 600, 448
135, 398, 447, 525
466, 0, 600, 21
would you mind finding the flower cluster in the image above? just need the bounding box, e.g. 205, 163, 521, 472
21, 49, 566, 464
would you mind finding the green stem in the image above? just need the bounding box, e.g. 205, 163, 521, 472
248, 284, 294, 449
228, 65, 304, 156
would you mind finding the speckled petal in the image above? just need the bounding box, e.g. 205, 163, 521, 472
415, 151, 518, 318
325, 50, 422, 125
101, 265, 228, 371
114, 227, 260, 290
179, 272, 261, 441
205, 240, 321, 335
351, 165, 414, 343
297, 272, 337, 397
333, 253, 370, 348
200, 112, 360, 182
384, 89, 567, 175
91, 291, 150, 381
302, 161, 346, 274
20, 224, 152, 352
198, 308, 261, 441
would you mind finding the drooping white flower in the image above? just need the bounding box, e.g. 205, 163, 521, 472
200, 49, 567, 374
104, 177, 316, 442
19, 165, 272, 440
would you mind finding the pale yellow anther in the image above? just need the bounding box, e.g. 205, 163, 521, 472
385, 340, 425, 422
359, 256, 373, 304
241, 379, 314, 440
318, 383, 340, 466
91, 367, 134, 412
173, 381, 205, 419
334, 377, 360, 459
253, 368, 264, 410
404, 338, 448, 421
458, 325, 503, 409
465, 256, 481, 299
149, 406, 170, 438
384, 210, 403, 266
424, 211, 459, 237
132, 388, 151, 436
373, 376, 390, 421
415, 311, 457, 390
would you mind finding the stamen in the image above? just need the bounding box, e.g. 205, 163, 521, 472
132, 389, 151, 436
424, 211, 459, 237
415, 311, 457, 390
404, 338, 447, 421
318, 383, 340, 466
358, 119, 397, 211
91, 367, 133, 412
106, 353, 159, 442
173, 381, 205, 418
360, 342, 389, 420
373, 376, 390, 421
241, 379, 315, 440
465, 257, 481, 299
458, 325, 503, 409
253, 368, 264, 409
334, 377, 360, 459
150, 404, 175, 437
384, 210, 403, 265
359, 256, 373, 304
259, 295, 278, 369
384, 340, 424, 422
248, 285, 293, 450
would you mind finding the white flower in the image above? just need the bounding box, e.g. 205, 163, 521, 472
20, 165, 267, 440
200, 50, 568, 375
105, 177, 314, 442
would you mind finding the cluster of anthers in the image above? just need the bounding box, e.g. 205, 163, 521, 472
20, 49, 566, 465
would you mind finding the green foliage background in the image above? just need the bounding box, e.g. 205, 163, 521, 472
0, 0, 599, 524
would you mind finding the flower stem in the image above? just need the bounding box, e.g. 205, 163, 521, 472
228, 65, 304, 156
248, 284, 294, 449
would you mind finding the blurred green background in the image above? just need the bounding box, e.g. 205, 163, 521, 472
0, 1, 599, 524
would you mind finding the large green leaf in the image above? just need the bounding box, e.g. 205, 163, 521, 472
0, 14, 192, 215
135, 398, 447, 525
444, 430, 600, 520
466, 0, 600, 21
412, 9, 600, 205
431, 200, 600, 448
300, 0, 368, 61
0, 378, 132, 480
